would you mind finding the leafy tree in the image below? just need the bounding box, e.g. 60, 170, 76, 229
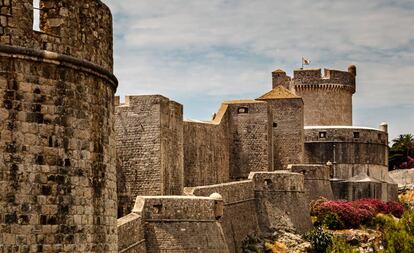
389, 134, 414, 170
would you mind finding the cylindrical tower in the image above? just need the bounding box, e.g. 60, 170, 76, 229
290, 66, 356, 126
0, 1, 117, 252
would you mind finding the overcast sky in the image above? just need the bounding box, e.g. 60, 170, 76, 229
102, 0, 414, 141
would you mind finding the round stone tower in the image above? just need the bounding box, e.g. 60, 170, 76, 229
0, 1, 117, 252
290, 66, 356, 126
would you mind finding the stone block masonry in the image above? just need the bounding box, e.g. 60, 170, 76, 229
249, 171, 312, 234
129, 196, 230, 253
184, 118, 230, 187
289, 67, 356, 126
0, 1, 118, 252
184, 181, 259, 253
115, 95, 184, 216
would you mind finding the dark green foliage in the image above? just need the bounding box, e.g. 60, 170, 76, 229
305, 226, 333, 252
371, 211, 414, 253
321, 212, 345, 230
389, 134, 414, 170
327, 237, 359, 253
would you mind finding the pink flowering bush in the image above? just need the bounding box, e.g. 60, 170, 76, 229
311, 198, 405, 229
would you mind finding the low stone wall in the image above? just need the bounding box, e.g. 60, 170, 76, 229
249, 171, 312, 234
118, 213, 146, 253
185, 181, 259, 253
389, 169, 414, 187
132, 196, 229, 253
289, 164, 334, 201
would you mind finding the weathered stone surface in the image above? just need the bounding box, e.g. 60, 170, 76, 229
115, 95, 184, 217
249, 171, 312, 235
289, 164, 334, 201
117, 213, 146, 253
289, 68, 355, 126
131, 196, 230, 253
185, 181, 259, 253
0, 1, 117, 252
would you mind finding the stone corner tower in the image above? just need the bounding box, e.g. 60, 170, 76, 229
290, 65, 356, 126
0, 1, 118, 252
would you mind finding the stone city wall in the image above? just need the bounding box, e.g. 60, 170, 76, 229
227, 101, 272, 179
289, 164, 334, 201
115, 95, 184, 216
117, 213, 146, 253
184, 181, 259, 253
389, 168, 414, 187
183, 105, 230, 186
265, 99, 304, 170
304, 127, 388, 165
132, 196, 229, 253
249, 171, 312, 234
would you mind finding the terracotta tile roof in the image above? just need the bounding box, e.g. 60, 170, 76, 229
257, 85, 300, 100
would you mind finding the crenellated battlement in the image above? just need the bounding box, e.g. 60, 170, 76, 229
0, 0, 113, 71
292, 68, 356, 93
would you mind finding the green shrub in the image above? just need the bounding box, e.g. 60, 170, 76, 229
400, 210, 414, 235
321, 212, 345, 230
327, 237, 359, 253
305, 226, 333, 252
372, 211, 414, 253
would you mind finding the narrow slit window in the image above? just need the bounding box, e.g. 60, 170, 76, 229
319, 131, 327, 138
33, 0, 41, 31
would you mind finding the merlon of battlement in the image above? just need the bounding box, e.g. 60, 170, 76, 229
292, 67, 356, 88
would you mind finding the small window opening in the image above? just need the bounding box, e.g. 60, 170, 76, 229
378, 133, 382, 140
264, 179, 273, 187
273, 122, 278, 128
353, 132, 360, 139
152, 204, 163, 214
319, 131, 327, 138
237, 107, 248, 114
33, 0, 41, 31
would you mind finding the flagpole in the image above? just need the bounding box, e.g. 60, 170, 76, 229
301, 57, 304, 69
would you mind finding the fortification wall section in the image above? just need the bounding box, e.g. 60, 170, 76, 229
0, 0, 113, 71
183, 119, 230, 187
249, 171, 312, 234
227, 102, 272, 179
0, 49, 117, 251
132, 196, 229, 253
118, 213, 146, 253
290, 68, 355, 126
304, 128, 388, 180
266, 98, 304, 170
115, 95, 184, 216
289, 164, 334, 201
389, 169, 414, 187
160, 99, 184, 195
184, 181, 259, 253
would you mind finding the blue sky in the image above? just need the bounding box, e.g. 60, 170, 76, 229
102, 0, 414, 141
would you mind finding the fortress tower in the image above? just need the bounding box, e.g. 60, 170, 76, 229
289, 66, 356, 126
0, 1, 117, 251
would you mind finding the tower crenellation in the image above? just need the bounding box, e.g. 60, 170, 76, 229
289, 66, 357, 126
0, 0, 114, 71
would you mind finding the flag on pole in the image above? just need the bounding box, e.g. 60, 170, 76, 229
302, 57, 311, 65
301, 57, 311, 69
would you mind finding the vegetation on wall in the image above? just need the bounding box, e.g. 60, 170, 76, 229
389, 134, 414, 170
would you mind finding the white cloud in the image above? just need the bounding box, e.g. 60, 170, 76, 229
102, 0, 414, 138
